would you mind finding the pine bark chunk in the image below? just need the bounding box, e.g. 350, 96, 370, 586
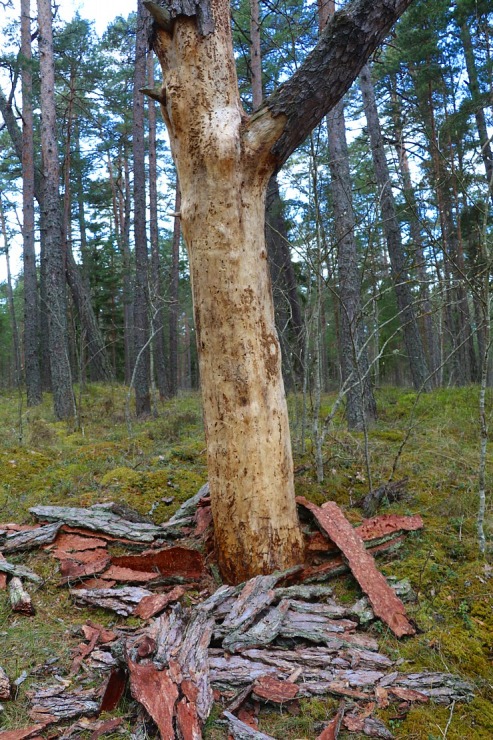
134, 585, 186, 619
9, 577, 35, 615
29, 505, 164, 542
29, 685, 99, 721
128, 661, 178, 739
297, 499, 415, 637
1, 522, 62, 554
0, 725, 49, 740
111, 545, 204, 578
71, 587, 152, 616
355, 514, 423, 542
223, 711, 276, 739
59, 556, 111, 584
0, 560, 42, 583
252, 675, 299, 703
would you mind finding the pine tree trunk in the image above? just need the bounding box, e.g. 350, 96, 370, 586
37, 0, 74, 419
133, 0, 151, 416
148, 54, 167, 400
359, 64, 431, 392
169, 182, 181, 397
21, 0, 42, 406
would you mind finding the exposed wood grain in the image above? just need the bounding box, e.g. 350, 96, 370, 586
111, 546, 204, 579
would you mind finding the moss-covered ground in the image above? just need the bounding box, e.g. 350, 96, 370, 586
0, 384, 491, 738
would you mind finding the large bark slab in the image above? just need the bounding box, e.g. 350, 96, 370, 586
71, 587, 152, 616
29, 685, 99, 722
1, 522, 61, 554
128, 661, 178, 739
29, 506, 164, 542
111, 545, 204, 579
297, 499, 415, 637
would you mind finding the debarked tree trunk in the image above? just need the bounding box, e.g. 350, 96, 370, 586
146, 0, 415, 582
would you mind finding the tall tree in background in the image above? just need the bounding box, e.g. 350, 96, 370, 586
37, 0, 74, 419
321, 0, 377, 429
21, 0, 42, 406
133, 0, 151, 416
359, 63, 431, 392
145, 0, 415, 582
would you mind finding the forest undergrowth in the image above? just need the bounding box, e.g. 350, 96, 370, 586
0, 384, 492, 739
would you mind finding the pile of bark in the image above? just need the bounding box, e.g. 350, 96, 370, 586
0, 489, 474, 739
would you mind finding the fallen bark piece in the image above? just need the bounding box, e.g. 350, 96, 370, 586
176, 696, 202, 740
30, 505, 164, 542
50, 533, 107, 552
343, 713, 394, 739
355, 514, 423, 543
223, 711, 276, 739
280, 609, 358, 644
82, 622, 117, 644
99, 565, 159, 584
388, 686, 429, 703
177, 608, 215, 721
89, 717, 124, 740
1, 522, 62, 554
52, 547, 109, 564
111, 546, 204, 580
128, 660, 178, 740
72, 578, 116, 590
252, 675, 299, 703
193, 506, 213, 538
297, 499, 415, 638
223, 599, 290, 653
219, 574, 284, 636
0, 666, 10, 700
29, 685, 99, 722
9, 577, 35, 616
168, 484, 209, 524
154, 603, 188, 667
71, 587, 152, 616
59, 556, 111, 584
133, 585, 186, 619
389, 672, 474, 703
0, 725, 49, 740
316, 702, 345, 740
100, 667, 127, 712
0, 560, 42, 584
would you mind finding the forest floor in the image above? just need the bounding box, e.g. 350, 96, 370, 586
0, 384, 492, 739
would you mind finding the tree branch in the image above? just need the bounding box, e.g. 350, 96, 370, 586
262, 0, 415, 170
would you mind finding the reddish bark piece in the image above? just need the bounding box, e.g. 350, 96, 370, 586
71, 630, 100, 674
59, 556, 111, 584
194, 506, 213, 537
375, 686, 389, 708
100, 565, 159, 583
134, 585, 186, 619
136, 635, 156, 658
53, 533, 107, 551
306, 531, 338, 553
181, 679, 199, 704
252, 675, 299, 703
111, 546, 204, 578
316, 704, 344, 740
0, 725, 48, 740
72, 578, 116, 590
128, 660, 178, 739
176, 696, 202, 740
237, 705, 259, 730
89, 718, 124, 740
356, 514, 423, 541
82, 623, 117, 644
298, 536, 405, 582
297, 499, 415, 638
52, 548, 109, 564
60, 525, 141, 546
389, 686, 429, 703
100, 667, 127, 712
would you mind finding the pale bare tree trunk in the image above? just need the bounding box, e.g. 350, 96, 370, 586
133, 0, 151, 415
21, 0, 42, 406
37, 0, 74, 419
146, 0, 415, 582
